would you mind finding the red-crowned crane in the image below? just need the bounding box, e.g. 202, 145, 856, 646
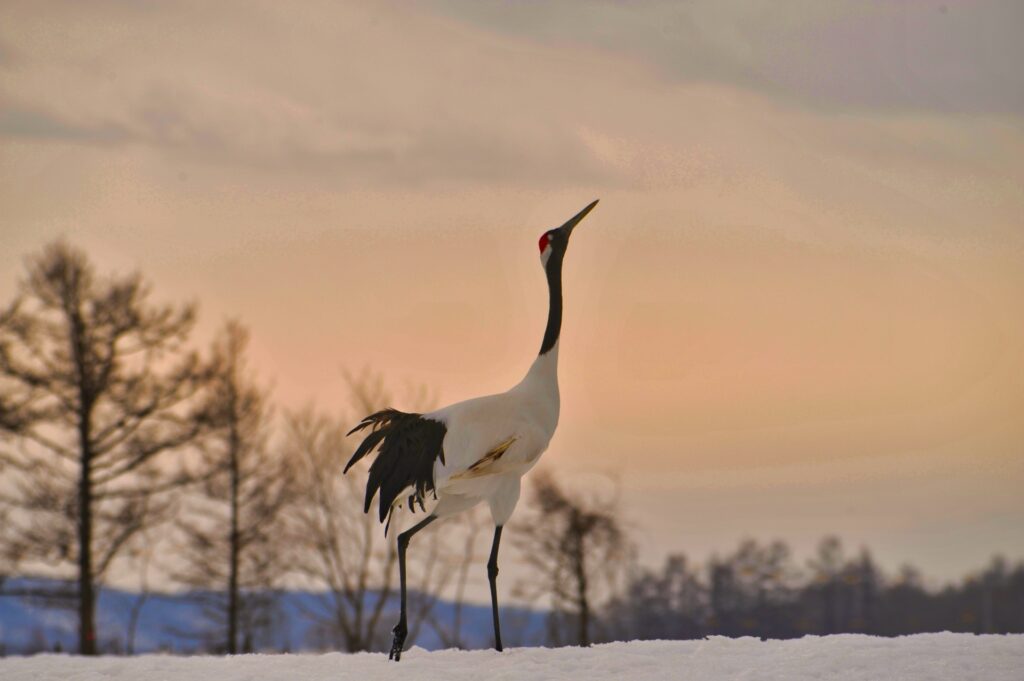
343, 200, 598, 660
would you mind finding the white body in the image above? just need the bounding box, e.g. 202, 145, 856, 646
425, 343, 560, 526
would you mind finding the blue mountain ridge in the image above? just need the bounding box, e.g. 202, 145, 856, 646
0, 576, 548, 655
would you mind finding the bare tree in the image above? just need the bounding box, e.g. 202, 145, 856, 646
0, 241, 206, 654
808, 535, 845, 634
605, 553, 708, 641
707, 538, 802, 637
804, 536, 881, 635
285, 406, 396, 651
173, 320, 292, 653
284, 372, 458, 652
512, 472, 631, 647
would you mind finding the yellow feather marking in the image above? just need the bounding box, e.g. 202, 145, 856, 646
452, 437, 518, 479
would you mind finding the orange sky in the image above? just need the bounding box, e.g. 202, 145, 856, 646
1, 1, 1022, 583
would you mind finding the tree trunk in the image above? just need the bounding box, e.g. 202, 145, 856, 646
573, 524, 590, 646
227, 424, 241, 654
78, 440, 96, 655
577, 574, 590, 646
74, 306, 97, 656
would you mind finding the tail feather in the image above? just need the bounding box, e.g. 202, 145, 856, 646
344, 408, 446, 526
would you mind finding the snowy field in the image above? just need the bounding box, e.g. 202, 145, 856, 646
1, 634, 1021, 681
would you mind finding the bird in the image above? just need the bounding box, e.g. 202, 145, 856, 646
343, 200, 598, 661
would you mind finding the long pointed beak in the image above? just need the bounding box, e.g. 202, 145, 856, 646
558, 199, 599, 235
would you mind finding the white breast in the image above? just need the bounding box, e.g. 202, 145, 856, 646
430, 343, 561, 494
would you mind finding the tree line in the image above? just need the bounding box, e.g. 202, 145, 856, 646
599, 538, 1024, 643
0, 241, 1020, 656
503, 478, 1024, 645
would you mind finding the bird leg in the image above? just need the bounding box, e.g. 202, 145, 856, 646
390, 514, 436, 662
487, 525, 504, 652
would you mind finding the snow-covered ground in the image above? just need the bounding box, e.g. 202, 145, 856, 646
1, 634, 1020, 681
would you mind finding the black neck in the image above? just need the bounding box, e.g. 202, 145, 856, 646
539, 252, 564, 356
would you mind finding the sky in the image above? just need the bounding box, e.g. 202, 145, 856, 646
1, 0, 1022, 586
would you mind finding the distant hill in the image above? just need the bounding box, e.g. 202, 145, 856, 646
0, 577, 547, 655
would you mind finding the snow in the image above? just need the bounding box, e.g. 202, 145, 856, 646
1, 634, 1020, 681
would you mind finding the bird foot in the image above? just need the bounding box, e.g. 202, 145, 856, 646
389, 621, 407, 662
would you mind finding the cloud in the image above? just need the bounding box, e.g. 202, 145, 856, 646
0, 1, 621, 188
430, 0, 1024, 115
0, 104, 131, 144
0, 0, 1020, 211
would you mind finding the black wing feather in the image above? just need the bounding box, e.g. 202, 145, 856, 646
344, 408, 446, 526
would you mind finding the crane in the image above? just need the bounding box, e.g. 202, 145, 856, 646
344, 200, 598, 661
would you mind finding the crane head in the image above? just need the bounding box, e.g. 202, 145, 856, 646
538, 199, 598, 266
